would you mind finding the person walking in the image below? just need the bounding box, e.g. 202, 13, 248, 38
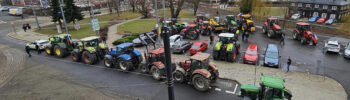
35, 44, 41, 54
210, 34, 214, 45
25, 45, 31, 57
287, 56, 292, 72
280, 33, 285, 46
22, 24, 27, 32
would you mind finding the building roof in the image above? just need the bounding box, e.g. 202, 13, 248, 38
190, 52, 210, 61
294, 0, 350, 5
80, 36, 99, 41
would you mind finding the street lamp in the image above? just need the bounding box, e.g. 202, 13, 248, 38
59, 0, 69, 34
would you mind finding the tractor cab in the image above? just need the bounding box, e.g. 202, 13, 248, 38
239, 75, 292, 100
110, 43, 134, 56
145, 47, 165, 63
196, 14, 205, 23
218, 33, 237, 44
80, 36, 100, 47
182, 24, 198, 32
181, 52, 210, 73
296, 22, 311, 32
267, 17, 278, 27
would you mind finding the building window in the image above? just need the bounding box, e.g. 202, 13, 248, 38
298, 3, 302, 7
291, 3, 295, 6
330, 14, 336, 19
323, 5, 328, 9
315, 4, 319, 8
313, 12, 319, 17
321, 13, 327, 18
332, 6, 337, 10
306, 4, 311, 7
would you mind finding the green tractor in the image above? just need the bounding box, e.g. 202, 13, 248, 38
45, 34, 75, 58
71, 36, 108, 65
238, 75, 292, 100
213, 33, 240, 62
225, 15, 239, 33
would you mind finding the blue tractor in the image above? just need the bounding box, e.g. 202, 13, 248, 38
103, 43, 143, 71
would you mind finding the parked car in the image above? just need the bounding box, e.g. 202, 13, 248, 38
263, 44, 280, 68
325, 40, 341, 53
91, 10, 101, 15
172, 41, 192, 54
291, 13, 301, 20
189, 41, 208, 55
243, 44, 259, 65
308, 16, 319, 22
316, 17, 327, 23
26, 40, 50, 50
325, 18, 335, 25
169, 34, 183, 48
0, 6, 9, 11
344, 43, 350, 59
132, 32, 157, 47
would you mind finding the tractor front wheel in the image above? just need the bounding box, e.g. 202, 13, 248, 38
262, 26, 267, 34
292, 31, 298, 40
139, 64, 149, 73
54, 45, 67, 58
192, 74, 210, 92
300, 36, 306, 45
45, 47, 52, 55
173, 70, 185, 83
151, 66, 162, 81
82, 51, 97, 65
104, 59, 114, 68
267, 30, 273, 38
118, 59, 132, 71
71, 51, 80, 62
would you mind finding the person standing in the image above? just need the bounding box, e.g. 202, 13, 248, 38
22, 24, 27, 32
287, 56, 292, 72
210, 35, 214, 45
25, 45, 31, 57
101, 36, 106, 44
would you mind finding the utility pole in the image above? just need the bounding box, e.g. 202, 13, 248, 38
59, 0, 69, 34
161, 0, 175, 100
89, 0, 99, 36
30, 0, 41, 30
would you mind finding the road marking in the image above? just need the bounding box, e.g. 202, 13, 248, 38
255, 26, 262, 29
225, 90, 235, 94
233, 84, 238, 94
0, 20, 6, 24
215, 88, 222, 91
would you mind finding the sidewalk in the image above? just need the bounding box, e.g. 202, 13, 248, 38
106, 17, 142, 47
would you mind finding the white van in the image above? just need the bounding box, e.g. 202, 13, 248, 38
8, 7, 23, 16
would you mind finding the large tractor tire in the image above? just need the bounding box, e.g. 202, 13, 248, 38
54, 45, 67, 58
227, 50, 237, 62
213, 50, 219, 60
292, 31, 299, 40
117, 59, 133, 71
262, 26, 267, 34
151, 65, 162, 81
139, 63, 149, 73
82, 51, 97, 65
192, 74, 210, 92
45, 47, 53, 56
104, 59, 114, 68
300, 36, 306, 45
267, 30, 273, 38
173, 70, 185, 83
71, 51, 80, 62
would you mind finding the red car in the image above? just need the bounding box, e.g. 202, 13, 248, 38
243, 44, 259, 65
316, 17, 327, 23
189, 42, 208, 55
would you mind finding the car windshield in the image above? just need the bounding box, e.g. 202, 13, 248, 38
191, 45, 200, 49
173, 45, 180, 48
266, 51, 278, 59
346, 45, 350, 50
246, 50, 257, 55
170, 38, 175, 43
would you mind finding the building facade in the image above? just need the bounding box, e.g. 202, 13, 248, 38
289, 0, 350, 20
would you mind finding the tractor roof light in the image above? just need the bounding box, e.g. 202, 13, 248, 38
261, 81, 264, 84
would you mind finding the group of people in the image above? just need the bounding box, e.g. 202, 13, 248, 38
22, 23, 31, 32
25, 43, 41, 57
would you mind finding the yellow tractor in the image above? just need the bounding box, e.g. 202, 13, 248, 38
209, 17, 226, 34
240, 14, 256, 33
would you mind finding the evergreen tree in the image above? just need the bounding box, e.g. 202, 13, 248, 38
50, 0, 63, 27
64, 0, 83, 24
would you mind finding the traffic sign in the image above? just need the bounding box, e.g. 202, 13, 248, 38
91, 19, 100, 31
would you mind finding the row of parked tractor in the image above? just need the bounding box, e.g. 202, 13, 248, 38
30, 13, 294, 100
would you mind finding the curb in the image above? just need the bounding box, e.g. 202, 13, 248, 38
7, 32, 31, 42
218, 77, 241, 85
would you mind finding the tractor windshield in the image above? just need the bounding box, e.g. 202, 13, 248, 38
219, 37, 234, 44
151, 53, 165, 62
201, 58, 209, 69
86, 39, 99, 47
120, 46, 134, 53
265, 88, 283, 99
302, 25, 310, 31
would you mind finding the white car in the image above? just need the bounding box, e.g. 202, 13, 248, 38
325, 40, 341, 53
291, 13, 301, 20
169, 35, 183, 48
0, 6, 9, 11
26, 40, 50, 50
344, 43, 350, 58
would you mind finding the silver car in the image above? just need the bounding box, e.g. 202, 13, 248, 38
344, 43, 350, 58
325, 40, 340, 53
26, 40, 50, 50
172, 41, 192, 54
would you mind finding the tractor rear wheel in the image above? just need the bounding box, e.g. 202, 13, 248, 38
82, 51, 97, 65
192, 74, 210, 92
54, 45, 67, 58
227, 52, 234, 62
262, 26, 267, 34
292, 31, 298, 40
118, 59, 132, 71
300, 36, 306, 45
104, 59, 114, 68
45, 47, 52, 55
71, 51, 80, 62
173, 70, 185, 83
151, 66, 162, 81
267, 30, 273, 38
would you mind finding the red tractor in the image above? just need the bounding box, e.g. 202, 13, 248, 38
200, 21, 212, 35
292, 22, 318, 45
263, 17, 284, 38
180, 24, 200, 40
194, 14, 206, 25
173, 52, 219, 92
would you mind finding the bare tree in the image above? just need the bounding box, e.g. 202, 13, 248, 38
111, 0, 121, 16
137, 0, 151, 18
168, 0, 186, 18
189, 0, 201, 15
129, 0, 137, 12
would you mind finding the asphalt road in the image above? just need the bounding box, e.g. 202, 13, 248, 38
0, 13, 240, 100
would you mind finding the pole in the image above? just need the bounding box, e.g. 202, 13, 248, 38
161, 0, 175, 100
89, 0, 99, 36
59, 0, 69, 34
31, 0, 41, 30
155, 0, 159, 25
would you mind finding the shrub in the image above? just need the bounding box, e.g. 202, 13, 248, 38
112, 34, 139, 45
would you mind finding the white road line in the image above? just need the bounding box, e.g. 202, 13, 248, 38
233, 84, 238, 94
215, 88, 222, 91
225, 90, 235, 94
0, 20, 6, 24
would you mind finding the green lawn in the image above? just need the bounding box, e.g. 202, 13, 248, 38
35, 11, 141, 39
117, 19, 157, 34
157, 8, 195, 19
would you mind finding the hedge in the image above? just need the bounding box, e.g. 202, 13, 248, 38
112, 33, 139, 45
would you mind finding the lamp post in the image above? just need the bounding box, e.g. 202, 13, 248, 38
30, 0, 41, 30
59, 0, 69, 34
